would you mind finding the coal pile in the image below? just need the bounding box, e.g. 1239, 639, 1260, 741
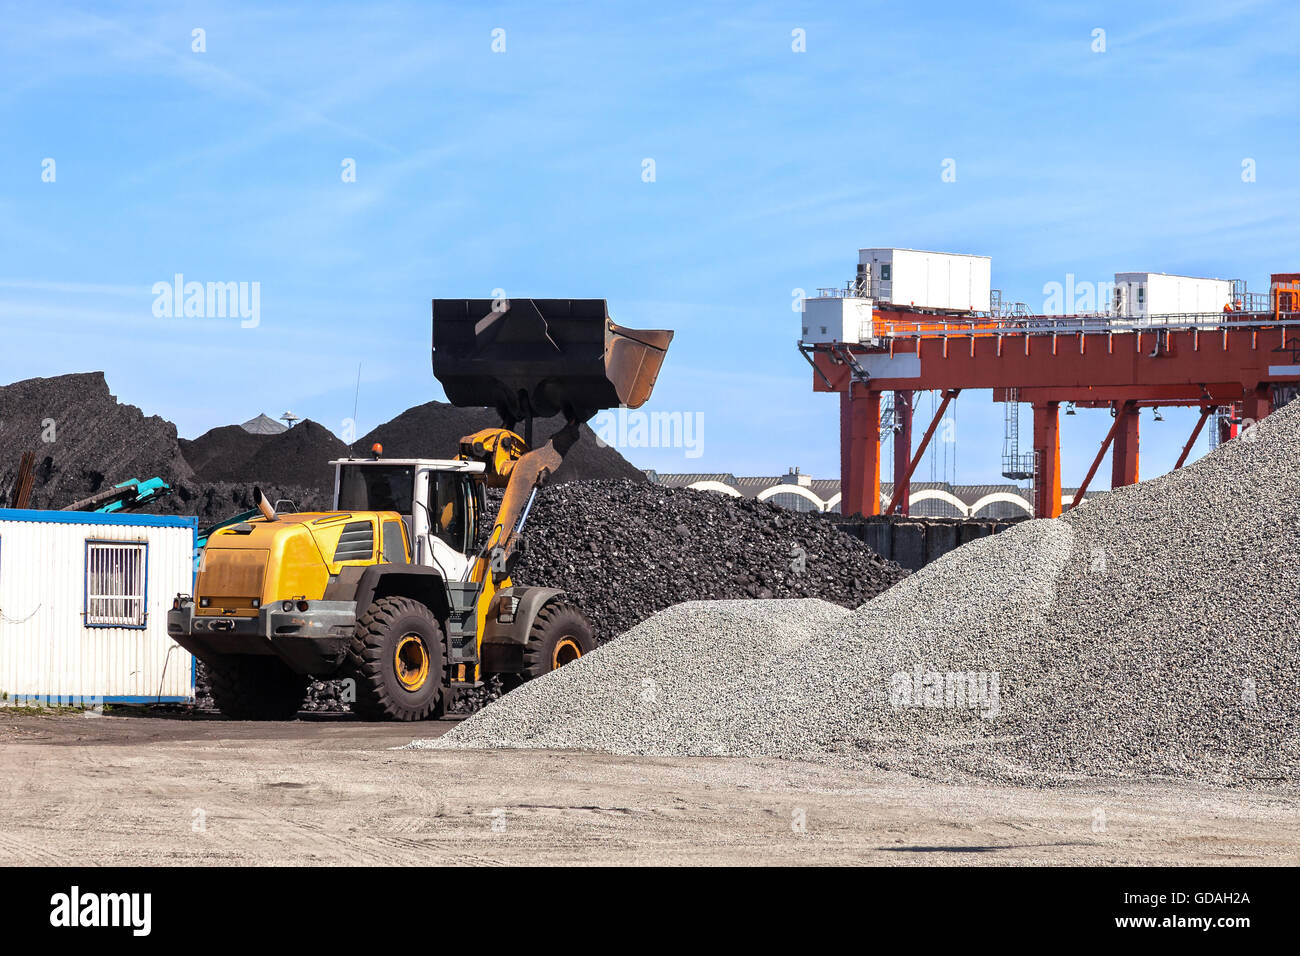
359, 401, 645, 483
232, 420, 348, 491
3, 371, 908, 722
178, 425, 274, 479
191, 671, 349, 714
0, 372, 323, 520
1, 373, 648, 520
148, 480, 330, 522
432, 402, 1300, 788
0, 372, 194, 508
506, 479, 909, 645
283, 477, 904, 719
182, 420, 348, 492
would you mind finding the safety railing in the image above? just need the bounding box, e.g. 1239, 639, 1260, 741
875, 311, 1300, 340
813, 278, 894, 300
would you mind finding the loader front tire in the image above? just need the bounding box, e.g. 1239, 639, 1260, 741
347, 596, 446, 722
518, 600, 596, 683
207, 656, 308, 721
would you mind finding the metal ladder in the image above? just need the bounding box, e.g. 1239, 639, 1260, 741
1001, 389, 1035, 480
444, 581, 483, 686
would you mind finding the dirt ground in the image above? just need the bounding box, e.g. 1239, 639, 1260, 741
1, 710, 1297, 866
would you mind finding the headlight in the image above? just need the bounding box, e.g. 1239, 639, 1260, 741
497, 596, 518, 623
199, 597, 210, 608
281, 600, 293, 612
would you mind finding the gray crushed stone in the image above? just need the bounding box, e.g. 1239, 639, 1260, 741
421, 599, 851, 756
421, 400, 1300, 788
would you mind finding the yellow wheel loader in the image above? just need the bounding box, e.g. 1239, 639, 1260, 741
167, 299, 672, 720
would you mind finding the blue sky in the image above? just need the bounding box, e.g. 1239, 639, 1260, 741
2, 0, 1297, 487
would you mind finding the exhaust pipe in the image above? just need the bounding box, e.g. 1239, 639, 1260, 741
254, 486, 278, 522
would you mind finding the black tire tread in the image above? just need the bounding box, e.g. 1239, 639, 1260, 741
519, 600, 595, 682
207, 656, 308, 721
346, 595, 446, 722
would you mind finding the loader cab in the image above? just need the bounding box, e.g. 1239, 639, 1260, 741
332, 457, 487, 580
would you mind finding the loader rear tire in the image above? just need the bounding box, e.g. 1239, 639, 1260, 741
347, 596, 446, 722
518, 600, 595, 684
207, 656, 308, 721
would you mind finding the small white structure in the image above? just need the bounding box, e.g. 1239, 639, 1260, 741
0, 509, 197, 706
1113, 272, 1234, 319
801, 294, 873, 344
859, 248, 992, 312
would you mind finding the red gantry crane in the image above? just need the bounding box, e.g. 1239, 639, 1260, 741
800, 255, 1300, 520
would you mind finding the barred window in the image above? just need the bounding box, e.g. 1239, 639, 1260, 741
85, 541, 147, 627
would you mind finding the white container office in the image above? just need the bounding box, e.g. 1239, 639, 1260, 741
1112, 272, 1234, 319
0, 509, 198, 706
800, 294, 873, 344
858, 248, 992, 312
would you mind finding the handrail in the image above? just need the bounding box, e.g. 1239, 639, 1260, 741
870, 311, 1300, 340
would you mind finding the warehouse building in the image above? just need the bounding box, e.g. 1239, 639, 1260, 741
645, 469, 1091, 518
0, 509, 197, 707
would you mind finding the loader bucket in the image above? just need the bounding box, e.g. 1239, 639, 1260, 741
431, 298, 673, 424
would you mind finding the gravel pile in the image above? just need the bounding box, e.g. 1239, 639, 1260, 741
427, 403, 1300, 787
420, 599, 852, 753
506, 479, 910, 645
281, 472, 905, 716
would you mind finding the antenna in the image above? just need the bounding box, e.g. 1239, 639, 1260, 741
350, 361, 362, 454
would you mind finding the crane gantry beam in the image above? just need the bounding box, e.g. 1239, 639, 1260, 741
809, 308, 1300, 518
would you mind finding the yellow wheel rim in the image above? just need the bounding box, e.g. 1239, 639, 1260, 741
552, 637, 582, 670
395, 633, 430, 691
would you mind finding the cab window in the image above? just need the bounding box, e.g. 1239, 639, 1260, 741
381, 520, 409, 564
337, 465, 414, 514
434, 473, 480, 554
